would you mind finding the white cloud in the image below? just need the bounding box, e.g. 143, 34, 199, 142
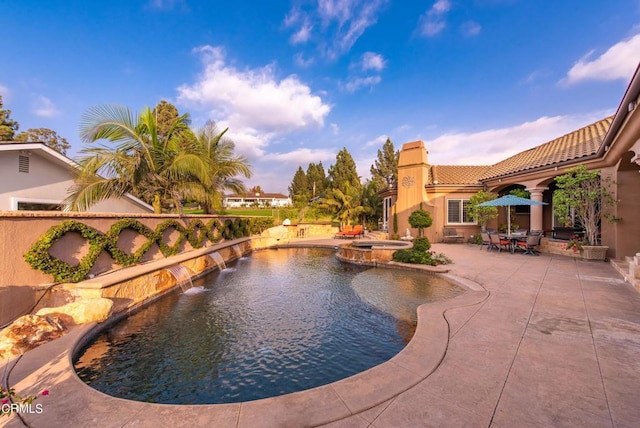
284, 0, 386, 59
290, 23, 313, 44
417, 0, 451, 37
294, 52, 315, 68
522, 69, 552, 85
431, 0, 451, 14
33, 96, 60, 117
146, 0, 188, 11
461, 21, 481, 37
561, 33, 640, 86
365, 134, 389, 148
177, 45, 331, 157
344, 75, 382, 92
360, 52, 386, 71
423, 112, 615, 165
262, 147, 336, 163
330, 123, 340, 135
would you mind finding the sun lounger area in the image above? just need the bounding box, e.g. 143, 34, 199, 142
334, 224, 365, 239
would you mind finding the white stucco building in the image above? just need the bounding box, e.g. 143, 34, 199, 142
0, 142, 153, 213
223, 192, 292, 208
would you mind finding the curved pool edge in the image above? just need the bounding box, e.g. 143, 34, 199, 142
5, 278, 488, 428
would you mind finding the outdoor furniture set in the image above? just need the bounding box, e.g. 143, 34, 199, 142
481, 230, 543, 255
334, 225, 365, 239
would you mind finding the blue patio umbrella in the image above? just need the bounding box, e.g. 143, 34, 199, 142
476, 194, 548, 235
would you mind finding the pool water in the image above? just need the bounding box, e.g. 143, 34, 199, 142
75, 248, 462, 404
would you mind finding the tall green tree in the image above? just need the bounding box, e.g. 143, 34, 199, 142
469, 190, 498, 232
65, 104, 209, 213
318, 182, 370, 228
370, 137, 399, 190
553, 165, 616, 246
328, 147, 360, 193
361, 179, 382, 227
15, 128, 71, 155
0, 95, 19, 140
289, 166, 310, 207
187, 121, 252, 214
306, 161, 327, 199
152, 100, 193, 149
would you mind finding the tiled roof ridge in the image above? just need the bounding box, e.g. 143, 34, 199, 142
430, 164, 492, 185
479, 116, 614, 180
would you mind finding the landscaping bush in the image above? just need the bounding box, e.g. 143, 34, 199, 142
249, 217, 275, 234
392, 248, 452, 266
412, 237, 431, 252
392, 249, 432, 264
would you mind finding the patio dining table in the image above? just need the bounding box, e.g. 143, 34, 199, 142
499, 233, 528, 253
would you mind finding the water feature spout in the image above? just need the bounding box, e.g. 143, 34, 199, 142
232, 245, 243, 259
207, 252, 227, 271
165, 264, 194, 292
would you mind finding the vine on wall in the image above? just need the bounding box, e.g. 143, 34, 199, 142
24, 217, 249, 283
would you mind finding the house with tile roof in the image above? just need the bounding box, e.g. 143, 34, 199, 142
385, 65, 640, 262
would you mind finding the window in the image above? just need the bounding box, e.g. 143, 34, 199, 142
17, 202, 62, 211
447, 199, 475, 224
18, 155, 29, 173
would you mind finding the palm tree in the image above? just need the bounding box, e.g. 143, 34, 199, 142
65, 104, 210, 213
318, 183, 371, 228
186, 121, 252, 214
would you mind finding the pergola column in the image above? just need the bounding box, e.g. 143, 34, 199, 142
527, 187, 547, 232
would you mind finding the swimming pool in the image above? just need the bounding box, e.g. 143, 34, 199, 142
74, 248, 462, 404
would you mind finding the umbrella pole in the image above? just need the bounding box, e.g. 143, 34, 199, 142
507, 205, 511, 235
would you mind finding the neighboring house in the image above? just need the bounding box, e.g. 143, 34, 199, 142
0, 142, 153, 213
388, 64, 640, 262
223, 192, 292, 208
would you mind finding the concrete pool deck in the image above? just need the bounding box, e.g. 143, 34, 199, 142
2, 242, 639, 427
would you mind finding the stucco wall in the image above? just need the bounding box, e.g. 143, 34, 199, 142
0, 212, 249, 326
0, 212, 245, 286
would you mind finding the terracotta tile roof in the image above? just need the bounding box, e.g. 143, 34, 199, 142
430, 165, 491, 185
479, 116, 614, 180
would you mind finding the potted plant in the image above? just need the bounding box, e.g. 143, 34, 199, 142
552, 165, 617, 260
408, 204, 433, 237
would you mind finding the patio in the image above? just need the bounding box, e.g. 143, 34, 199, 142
2, 242, 639, 427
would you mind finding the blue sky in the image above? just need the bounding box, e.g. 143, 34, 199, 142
2, 1, 639, 193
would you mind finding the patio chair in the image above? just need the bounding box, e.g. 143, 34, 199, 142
489, 233, 511, 253
516, 234, 541, 255
480, 232, 491, 251
343, 224, 364, 238
334, 225, 353, 238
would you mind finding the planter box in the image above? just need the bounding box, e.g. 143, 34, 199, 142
581, 245, 608, 261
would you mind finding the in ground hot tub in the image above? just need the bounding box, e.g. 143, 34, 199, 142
336, 240, 412, 265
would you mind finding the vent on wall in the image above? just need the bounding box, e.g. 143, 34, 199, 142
18, 155, 29, 173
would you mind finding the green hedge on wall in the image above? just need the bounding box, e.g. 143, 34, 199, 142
24, 217, 250, 283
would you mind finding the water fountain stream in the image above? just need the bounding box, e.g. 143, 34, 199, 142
207, 252, 227, 270
165, 265, 194, 292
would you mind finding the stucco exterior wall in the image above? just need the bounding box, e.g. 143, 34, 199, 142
395, 142, 430, 238
0, 212, 247, 326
